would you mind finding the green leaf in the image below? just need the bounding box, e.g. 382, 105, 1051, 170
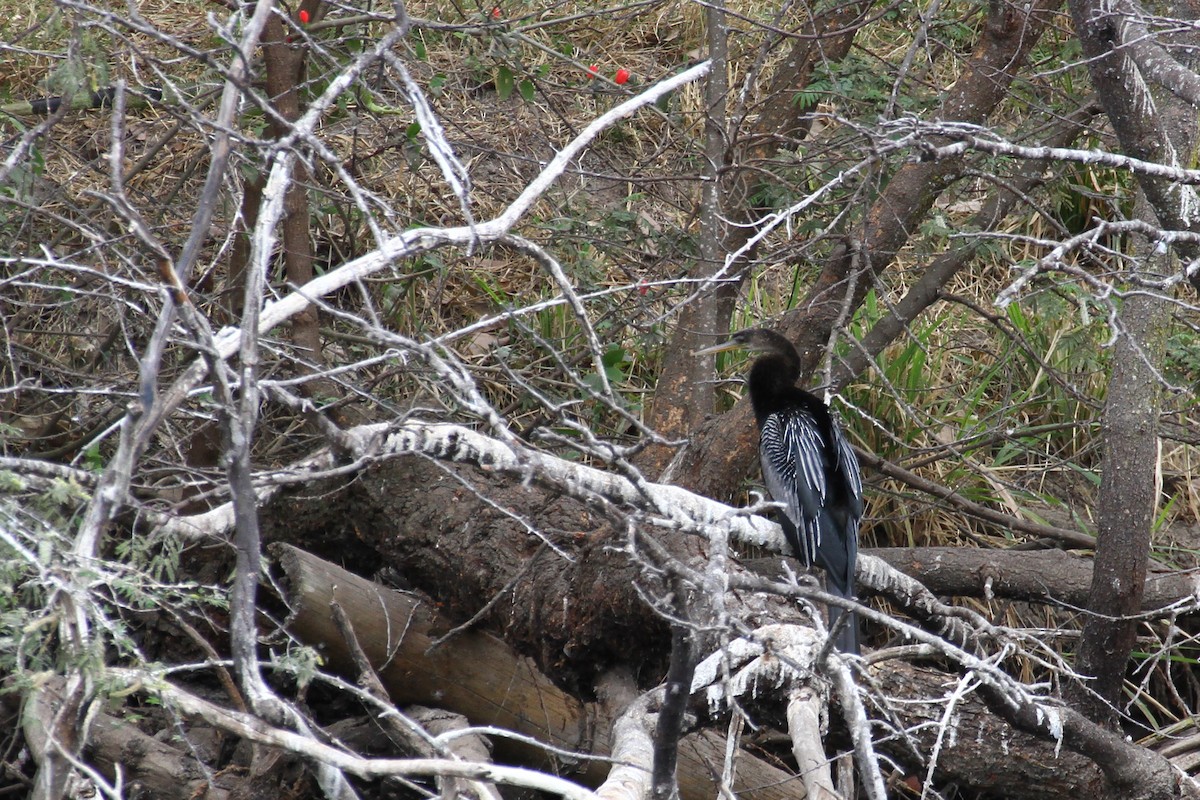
84, 442, 104, 472
519, 78, 535, 102
583, 372, 605, 394
602, 346, 627, 368
496, 65, 514, 100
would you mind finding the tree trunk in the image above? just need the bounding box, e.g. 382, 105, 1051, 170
1069, 279, 1168, 725
1067, 0, 1198, 726
640, 0, 731, 476
261, 6, 343, 411
669, 0, 1061, 500
644, 2, 868, 477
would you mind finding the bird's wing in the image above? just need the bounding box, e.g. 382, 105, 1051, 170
832, 424, 864, 519
760, 410, 827, 563
820, 420, 862, 598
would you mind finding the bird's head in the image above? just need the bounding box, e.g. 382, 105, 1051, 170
692, 328, 794, 358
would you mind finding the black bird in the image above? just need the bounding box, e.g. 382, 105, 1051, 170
696, 328, 864, 654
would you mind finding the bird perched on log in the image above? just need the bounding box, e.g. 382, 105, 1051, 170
695, 328, 863, 654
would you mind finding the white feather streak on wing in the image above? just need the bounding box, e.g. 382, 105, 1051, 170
833, 425, 864, 516
759, 417, 805, 560
760, 410, 829, 563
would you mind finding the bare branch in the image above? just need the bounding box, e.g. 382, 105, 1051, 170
107, 670, 599, 800
917, 127, 1200, 183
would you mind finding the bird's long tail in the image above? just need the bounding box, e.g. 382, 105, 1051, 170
779, 514, 861, 654
827, 602, 859, 656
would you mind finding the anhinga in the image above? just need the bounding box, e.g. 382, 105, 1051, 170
696, 328, 864, 654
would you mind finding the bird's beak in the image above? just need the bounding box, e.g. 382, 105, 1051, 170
692, 340, 742, 357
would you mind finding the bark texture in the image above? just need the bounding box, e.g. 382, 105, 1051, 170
269, 541, 1195, 799
260, 3, 345, 413
640, 1, 730, 476
823, 546, 1192, 610
3, 681, 234, 800
261, 455, 673, 693
1070, 284, 1168, 725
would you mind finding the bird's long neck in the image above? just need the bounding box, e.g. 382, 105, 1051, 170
746, 352, 802, 422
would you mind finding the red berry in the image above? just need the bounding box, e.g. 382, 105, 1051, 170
491, 6, 501, 18
614, 68, 630, 85
637, 279, 649, 296
298, 8, 310, 23
586, 64, 599, 79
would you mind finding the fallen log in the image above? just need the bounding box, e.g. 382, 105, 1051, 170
272, 542, 804, 800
